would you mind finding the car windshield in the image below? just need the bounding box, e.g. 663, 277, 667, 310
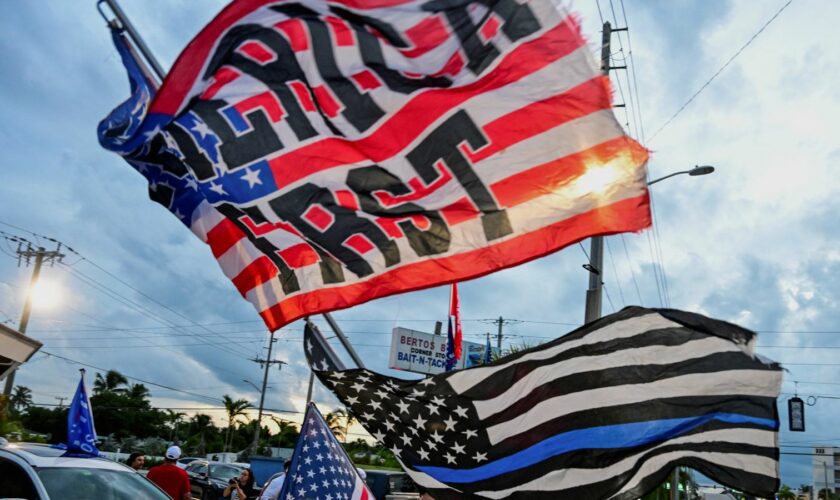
209, 464, 241, 480
37, 467, 169, 500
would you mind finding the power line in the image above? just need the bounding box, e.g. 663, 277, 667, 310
39, 350, 223, 403
648, 0, 794, 143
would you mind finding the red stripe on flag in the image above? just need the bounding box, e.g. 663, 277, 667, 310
206, 218, 245, 258
288, 81, 316, 112
464, 76, 613, 164
400, 15, 449, 58
268, 17, 585, 189
232, 256, 278, 296
351, 70, 382, 91
233, 91, 285, 122
199, 66, 240, 100
258, 194, 650, 330
312, 85, 342, 118
279, 243, 320, 269
236, 40, 275, 64
275, 19, 309, 52
491, 136, 649, 208
440, 197, 480, 227
326, 17, 355, 46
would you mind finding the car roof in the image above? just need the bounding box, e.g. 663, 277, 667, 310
0, 442, 133, 472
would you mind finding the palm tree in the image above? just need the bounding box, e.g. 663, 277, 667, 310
778, 484, 796, 500
165, 410, 186, 441
324, 408, 356, 442
93, 370, 129, 395
9, 386, 33, 413
222, 395, 252, 452
189, 413, 214, 456
126, 383, 151, 404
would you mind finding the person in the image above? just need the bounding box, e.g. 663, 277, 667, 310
126, 452, 145, 471
224, 467, 257, 500
146, 445, 191, 500
258, 460, 290, 500
417, 485, 435, 500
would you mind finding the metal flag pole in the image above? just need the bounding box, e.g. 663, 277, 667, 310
95, 0, 368, 373
97, 0, 166, 82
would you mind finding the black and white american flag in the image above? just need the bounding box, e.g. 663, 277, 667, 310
305, 307, 782, 499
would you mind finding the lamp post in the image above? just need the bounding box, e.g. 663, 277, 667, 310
584, 164, 716, 324
242, 379, 261, 392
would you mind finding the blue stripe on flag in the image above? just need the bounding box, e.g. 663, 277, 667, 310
416, 412, 776, 483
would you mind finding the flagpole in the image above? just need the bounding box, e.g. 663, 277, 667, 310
98, 0, 166, 81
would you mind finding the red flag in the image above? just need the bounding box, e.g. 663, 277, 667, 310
450, 283, 463, 361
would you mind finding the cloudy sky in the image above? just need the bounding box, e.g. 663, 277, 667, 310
0, 0, 837, 489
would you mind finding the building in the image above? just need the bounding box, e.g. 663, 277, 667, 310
0, 323, 42, 382
813, 446, 840, 498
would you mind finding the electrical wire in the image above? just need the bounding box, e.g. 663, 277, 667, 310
647, 0, 794, 143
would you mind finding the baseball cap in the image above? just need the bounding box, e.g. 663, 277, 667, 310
165, 445, 182, 460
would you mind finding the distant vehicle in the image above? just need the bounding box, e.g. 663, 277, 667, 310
362, 469, 418, 499
0, 440, 170, 499
176, 456, 201, 469
185, 459, 245, 500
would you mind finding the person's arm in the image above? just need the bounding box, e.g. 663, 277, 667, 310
222, 483, 235, 498
181, 472, 192, 500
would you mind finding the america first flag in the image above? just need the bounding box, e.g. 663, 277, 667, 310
99, 0, 651, 330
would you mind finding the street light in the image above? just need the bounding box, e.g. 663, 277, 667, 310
647, 165, 715, 186
242, 379, 260, 392
242, 379, 271, 392
583, 164, 716, 324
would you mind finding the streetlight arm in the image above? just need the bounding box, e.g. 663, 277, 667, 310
647, 170, 690, 186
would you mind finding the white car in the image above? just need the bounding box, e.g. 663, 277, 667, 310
0, 439, 170, 499
176, 456, 201, 469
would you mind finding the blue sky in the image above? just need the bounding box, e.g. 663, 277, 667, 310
0, 0, 837, 489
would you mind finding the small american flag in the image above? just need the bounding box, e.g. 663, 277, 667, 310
305, 307, 782, 499
279, 403, 373, 500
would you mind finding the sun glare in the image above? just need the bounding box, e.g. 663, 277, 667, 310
573, 155, 636, 198
29, 279, 62, 310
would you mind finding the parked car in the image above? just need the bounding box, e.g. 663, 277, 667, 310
362, 469, 418, 499
0, 439, 170, 499
176, 456, 201, 469
185, 459, 245, 499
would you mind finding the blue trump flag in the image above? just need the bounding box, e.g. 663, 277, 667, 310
484, 334, 493, 365
67, 369, 98, 455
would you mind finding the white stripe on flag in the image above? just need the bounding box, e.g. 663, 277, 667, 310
474, 336, 743, 420
447, 314, 680, 394
350, 474, 370, 500
609, 450, 778, 499
474, 427, 777, 498
485, 369, 782, 445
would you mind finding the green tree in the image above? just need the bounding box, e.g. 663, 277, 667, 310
222, 395, 252, 452
9, 386, 33, 413
269, 417, 299, 448
778, 484, 796, 500
93, 370, 129, 395
126, 383, 151, 404
818, 488, 837, 500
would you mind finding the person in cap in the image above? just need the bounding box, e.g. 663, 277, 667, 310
147, 445, 191, 500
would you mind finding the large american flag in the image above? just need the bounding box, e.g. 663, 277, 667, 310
99, 0, 650, 330
305, 307, 782, 499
